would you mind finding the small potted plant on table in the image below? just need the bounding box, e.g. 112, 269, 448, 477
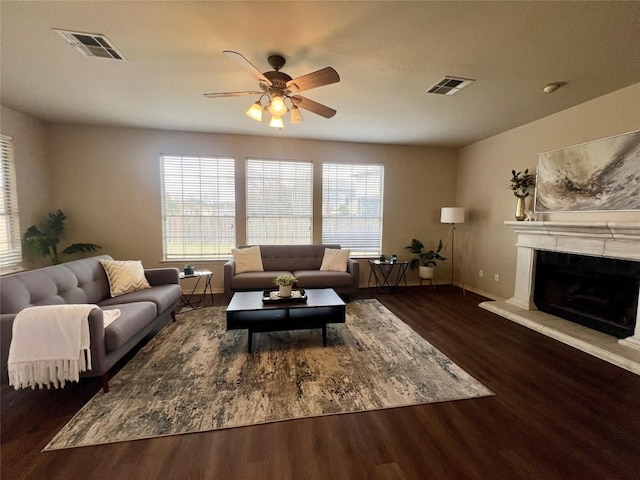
184, 264, 195, 275
273, 274, 298, 298
405, 238, 446, 281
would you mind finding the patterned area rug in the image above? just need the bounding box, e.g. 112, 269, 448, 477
44, 299, 493, 450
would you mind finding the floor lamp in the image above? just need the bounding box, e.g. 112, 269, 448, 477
441, 207, 465, 293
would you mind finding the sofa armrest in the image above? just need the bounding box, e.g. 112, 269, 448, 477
224, 260, 236, 299
1, 308, 110, 383
347, 258, 360, 280
145, 267, 180, 286
1, 313, 16, 383
87, 308, 108, 375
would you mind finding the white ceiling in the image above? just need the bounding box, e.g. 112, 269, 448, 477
2, 1, 639, 148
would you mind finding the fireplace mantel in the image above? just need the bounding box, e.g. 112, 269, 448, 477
504, 221, 640, 261
480, 221, 640, 375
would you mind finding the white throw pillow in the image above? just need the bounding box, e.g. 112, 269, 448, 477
320, 248, 350, 272
232, 246, 264, 274
100, 260, 151, 297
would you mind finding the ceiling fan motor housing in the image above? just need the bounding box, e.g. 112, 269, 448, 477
261, 70, 293, 94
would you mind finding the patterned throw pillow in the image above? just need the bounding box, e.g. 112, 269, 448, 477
100, 260, 151, 297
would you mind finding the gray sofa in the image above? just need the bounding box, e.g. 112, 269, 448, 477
224, 244, 359, 299
0, 255, 182, 392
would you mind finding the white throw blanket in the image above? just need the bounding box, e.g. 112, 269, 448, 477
8, 305, 120, 390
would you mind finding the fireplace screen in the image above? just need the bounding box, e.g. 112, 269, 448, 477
534, 251, 640, 338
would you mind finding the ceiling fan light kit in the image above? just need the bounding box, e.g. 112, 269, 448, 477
205, 50, 339, 129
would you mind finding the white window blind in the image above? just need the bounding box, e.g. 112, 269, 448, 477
246, 159, 312, 245
322, 163, 384, 256
160, 155, 235, 260
0, 134, 22, 271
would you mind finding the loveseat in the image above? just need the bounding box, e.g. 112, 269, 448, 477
0, 255, 182, 392
224, 244, 359, 299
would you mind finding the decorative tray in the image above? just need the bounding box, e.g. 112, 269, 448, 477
262, 288, 308, 303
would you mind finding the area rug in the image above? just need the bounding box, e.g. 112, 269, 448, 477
44, 299, 493, 450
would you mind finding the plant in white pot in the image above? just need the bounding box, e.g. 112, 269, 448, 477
273, 274, 298, 298
405, 239, 446, 280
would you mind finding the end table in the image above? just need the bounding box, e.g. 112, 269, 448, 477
178, 270, 214, 311
367, 260, 408, 292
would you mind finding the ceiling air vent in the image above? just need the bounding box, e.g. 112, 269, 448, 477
427, 76, 474, 95
53, 29, 126, 60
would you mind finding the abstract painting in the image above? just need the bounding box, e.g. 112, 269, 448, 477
534, 130, 640, 212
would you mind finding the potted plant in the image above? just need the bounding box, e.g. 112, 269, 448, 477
405, 238, 446, 280
509, 169, 536, 220
184, 264, 195, 275
273, 274, 297, 297
23, 209, 101, 265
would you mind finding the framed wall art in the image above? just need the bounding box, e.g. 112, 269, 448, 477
534, 130, 640, 213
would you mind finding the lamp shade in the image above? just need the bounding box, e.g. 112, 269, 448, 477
246, 101, 263, 122
268, 95, 287, 116
269, 114, 284, 129
441, 207, 465, 224
290, 105, 304, 124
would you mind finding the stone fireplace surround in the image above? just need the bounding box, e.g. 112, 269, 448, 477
480, 221, 640, 375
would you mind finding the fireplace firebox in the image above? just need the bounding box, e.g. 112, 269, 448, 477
534, 251, 640, 338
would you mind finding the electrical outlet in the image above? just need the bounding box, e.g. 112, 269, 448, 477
494, 274, 500, 282
479, 270, 484, 278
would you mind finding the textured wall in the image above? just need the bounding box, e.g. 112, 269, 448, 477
0, 106, 51, 270
44, 126, 457, 291
457, 83, 640, 300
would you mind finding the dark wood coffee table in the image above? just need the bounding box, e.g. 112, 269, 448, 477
226, 288, 346, 352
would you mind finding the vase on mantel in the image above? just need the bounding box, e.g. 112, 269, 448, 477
514, 196, 526, 221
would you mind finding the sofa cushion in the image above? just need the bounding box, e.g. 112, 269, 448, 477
257, 244, 341, 271
320, 248, 350, 272
99, 284, 182, 314
102, 302, 157, 353
100, 260, 151, 297
230, 270, 293, 291
232, 246, 264, 274
294, 270, 356, 288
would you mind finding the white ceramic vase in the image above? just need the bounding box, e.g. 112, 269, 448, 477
279, 284, 292, 297
419, 266, 435, 279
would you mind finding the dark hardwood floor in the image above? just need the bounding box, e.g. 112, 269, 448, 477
2, 286, 639, 479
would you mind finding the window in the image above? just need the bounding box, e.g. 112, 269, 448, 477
160, 155, 235, 260
322, 163, 384, 256
0, 134, 22, 271
246, 159, 312, 245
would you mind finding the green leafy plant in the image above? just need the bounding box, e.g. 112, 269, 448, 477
273, 274, 297, 286
23, 210, 101, 265
405, 238, 446, 269
510, 169, 536, 198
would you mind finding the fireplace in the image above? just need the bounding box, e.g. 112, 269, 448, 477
480, 221, 640, 375
534, 251, 640, 338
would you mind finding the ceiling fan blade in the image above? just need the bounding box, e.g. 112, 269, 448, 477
291, 95, 337, 118
203, 91, 263, 98
286, 67, 340, 93
223, 50, 272, 86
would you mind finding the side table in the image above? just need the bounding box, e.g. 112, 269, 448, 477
367, 260, 408, 292
178, 270, 214, 311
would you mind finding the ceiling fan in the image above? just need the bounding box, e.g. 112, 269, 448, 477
204, 51, 340, 128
